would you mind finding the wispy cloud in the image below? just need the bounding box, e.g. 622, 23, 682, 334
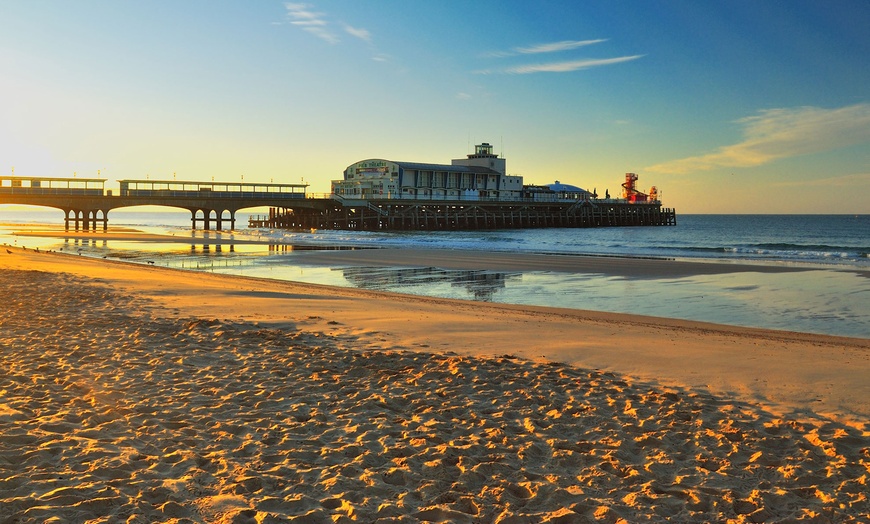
343, 24, 371, 43
515, 39, 607, 55
283, 2, 382, 60
505, 55, 643, 74
478, 39, 641, 74
646, 104, 870, 174
482, 39, 606, 59
284, 2, 338, 44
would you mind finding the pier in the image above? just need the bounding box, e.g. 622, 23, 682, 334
249, 196, 676, 230
2, 175, 676, 232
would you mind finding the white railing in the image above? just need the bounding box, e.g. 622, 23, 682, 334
327, 192, 661, 205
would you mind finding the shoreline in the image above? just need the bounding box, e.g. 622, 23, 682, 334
13, 227, 870, 278
3, 246, 869, 522
3, 245, 868, 419
7, 228, 870, 339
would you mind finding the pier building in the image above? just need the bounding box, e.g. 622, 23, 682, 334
253, 143, 675, 231
333, 143, 523, 200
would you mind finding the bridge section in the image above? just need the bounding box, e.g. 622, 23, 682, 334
0, 176, 317, 231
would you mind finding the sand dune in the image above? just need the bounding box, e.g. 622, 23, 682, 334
1, 247, 869, 522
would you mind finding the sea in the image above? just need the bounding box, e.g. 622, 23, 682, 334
2, 209, 868, 339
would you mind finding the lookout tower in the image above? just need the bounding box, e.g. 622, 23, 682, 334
469, 142, 496, 158
453, 142, 506, 175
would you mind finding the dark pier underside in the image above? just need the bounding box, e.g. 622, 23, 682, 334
250, 200, 677, 231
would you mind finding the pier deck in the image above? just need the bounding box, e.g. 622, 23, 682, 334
250, 198, 676, 231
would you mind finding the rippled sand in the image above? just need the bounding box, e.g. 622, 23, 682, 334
1, 248, 869, 522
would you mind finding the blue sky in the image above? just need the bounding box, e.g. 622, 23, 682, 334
1, 1, 868, 213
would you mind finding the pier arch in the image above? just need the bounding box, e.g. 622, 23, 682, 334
189, 208, 237, 231
64, 209, 96, 231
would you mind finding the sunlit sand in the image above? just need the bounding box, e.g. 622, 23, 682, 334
2, 243, 868, 522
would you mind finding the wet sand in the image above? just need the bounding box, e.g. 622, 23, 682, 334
292, 247, 827, 278
2, 244, 869, 522
15, 227, 852, 278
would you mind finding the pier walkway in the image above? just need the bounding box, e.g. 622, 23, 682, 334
0, 176, 310, 231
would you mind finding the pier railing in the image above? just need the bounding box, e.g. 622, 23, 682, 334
327, 192, 661, 206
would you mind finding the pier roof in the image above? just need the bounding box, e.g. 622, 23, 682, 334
548, 181, 589, 193
1, 175, 106, 188
118, 179, 307, 190
394, 161, 502, 175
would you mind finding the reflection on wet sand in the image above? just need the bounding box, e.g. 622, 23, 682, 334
192, 243, 235, 253
339, 266, 520, 301
189, 242, 370, 255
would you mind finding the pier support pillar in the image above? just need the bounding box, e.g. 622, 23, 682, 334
215, 209, 236, 231
191, 209, 212, 230
191, 209, 237, 231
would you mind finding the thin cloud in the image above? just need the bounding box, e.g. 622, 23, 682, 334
284, 2, 380, 58
483, 39, 607, 58
477, 39, 641, 74
284, 2, 338, 43
646, 104, 870, 174
343, 24, 371, 43
515, 39, 607, 54
504, 55, 643, 74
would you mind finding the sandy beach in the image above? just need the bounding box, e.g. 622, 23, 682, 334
2, 243, 869, 522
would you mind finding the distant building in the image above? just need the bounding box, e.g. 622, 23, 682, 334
523, 181, 592, 202
332, 143, 524, 200
546, 181, 592, 200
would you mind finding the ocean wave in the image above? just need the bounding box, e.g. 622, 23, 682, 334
672, 246, 735, 254
657, 244, 868, 265
751, 242, 869, 253
94, 214, 870, 269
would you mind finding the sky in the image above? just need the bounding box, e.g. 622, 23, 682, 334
1, 1, 868, 214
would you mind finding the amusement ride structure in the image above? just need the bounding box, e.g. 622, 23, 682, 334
621, 173, 658, 203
